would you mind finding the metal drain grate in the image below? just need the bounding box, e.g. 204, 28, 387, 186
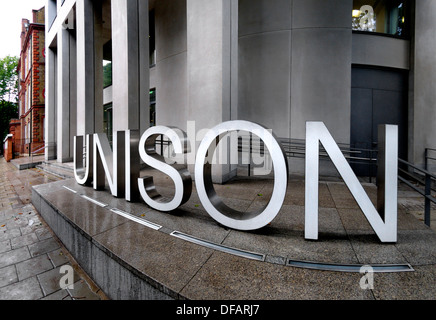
287, 260, 414, 273
62, 186, 77, 194
171, 231, 265, 261
110, 208, 162, 231
81, 195, 108, 207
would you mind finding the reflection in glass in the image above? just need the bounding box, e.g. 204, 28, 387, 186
103, 60, 112, 88
150, 89, 156, 127
352, 0, 409, 37
103, 103, 113, 146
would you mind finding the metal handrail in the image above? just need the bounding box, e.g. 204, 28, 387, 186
29, 142, 58, 164
398, 158, 436, 227
32, 144, 47, 154
152, 135, 435, 226
425, 148, 436, 171
238, 137, 434, 227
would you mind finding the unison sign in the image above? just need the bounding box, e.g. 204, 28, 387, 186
73, 121, 398, 243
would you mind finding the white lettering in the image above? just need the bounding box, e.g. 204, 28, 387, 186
59, 265, 74, 290
221, 305, 259, 316
73, 120, 398, 243
138, 126, 192, 212
176, 304, 210, 317
360, 265, 374, 290
305, 122, 397, 243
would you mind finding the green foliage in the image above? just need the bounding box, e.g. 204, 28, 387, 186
0, 55, 19, 142
0, 101, 18, 141
103, 62, 112, 88
0, 55, 19, 103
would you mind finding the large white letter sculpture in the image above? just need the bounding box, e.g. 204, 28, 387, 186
74, 131, 140, 200
73, 120, 399, 243
93, 132, 125, 197
74, 135, 93, 185
138, 126, 192, 212
305, 122, 398, 243
195, 121, 289, 231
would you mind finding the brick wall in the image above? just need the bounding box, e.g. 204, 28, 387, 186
15, 7, 45, 156
32, 28, 45, 106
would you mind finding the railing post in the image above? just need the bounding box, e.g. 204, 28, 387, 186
425, 172, 431, 227
248, 133, 252, 177
425, 148, 428, 171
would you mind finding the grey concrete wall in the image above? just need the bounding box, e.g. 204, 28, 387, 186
238, 0, 353, 143
290, 0, 353, 142
45, 45, 57, 161
155, 0, 188, 131
186, 0, 237, 129
32, 185, 172, 300
56, 29, 71, 162
69, 31, 77, 159
111, 0, 149, 134
412, 1, 436, 171
46, 0, 436, 177
352, 33, 410, 70
238, 0, 292, 138
76, 0, 95, 136
186, 0, 238, 182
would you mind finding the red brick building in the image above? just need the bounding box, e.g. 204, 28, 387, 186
15, 7, 45, 156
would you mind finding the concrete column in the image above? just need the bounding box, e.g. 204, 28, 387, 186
412, 1, 436, 170
154, 0, 188, 130
47, 0, 57, 31
76, 0, 95, 136
56, 29, 71, 162
94, 5, 104, 135
44, 46, 56, 161
69, 31, 77, 158
111, 0, 150, 133
238, 0, 292, 138
290, 0, 353, 142
139, 0, 151, 136
187, 0, 238, 183
187, 0, 238, 127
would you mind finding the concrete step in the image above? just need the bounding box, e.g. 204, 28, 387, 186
31, 174, 436, 300
36, 161, 75, 179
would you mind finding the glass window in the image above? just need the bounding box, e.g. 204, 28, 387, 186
352, 0, 410, 37
27, 84, 31, 111
103, 60, 112, 88
103, 103, 113, 146
150, 89, 156, 127
149, 10, 156, 67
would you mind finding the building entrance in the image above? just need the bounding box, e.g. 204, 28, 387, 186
350, 66, 408, 176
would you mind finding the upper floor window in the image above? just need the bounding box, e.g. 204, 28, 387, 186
149, 10, 156, 67
352, 0, 410, 38
103, 60, 112, 88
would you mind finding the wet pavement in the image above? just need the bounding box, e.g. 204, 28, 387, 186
32, 161, 436, 300
2, 154, 436, 301
0, 156, 107, 300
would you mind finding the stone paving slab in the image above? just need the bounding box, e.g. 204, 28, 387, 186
0, 277, 44, 300
31, 166, 436, 300
0, 157, 106, 300
179, 251, 375, 300
5, 155, 436, 301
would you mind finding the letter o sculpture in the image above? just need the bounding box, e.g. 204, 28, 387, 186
195, 121, 289, 231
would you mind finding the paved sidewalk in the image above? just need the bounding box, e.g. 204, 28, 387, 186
0, 156, 107, 300
2, 154, 435, 301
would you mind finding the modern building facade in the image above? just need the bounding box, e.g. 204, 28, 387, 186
45, 0, 436, 178
16, 7, 46, 156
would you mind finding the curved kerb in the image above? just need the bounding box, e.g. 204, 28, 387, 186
63, 186, 415, 274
